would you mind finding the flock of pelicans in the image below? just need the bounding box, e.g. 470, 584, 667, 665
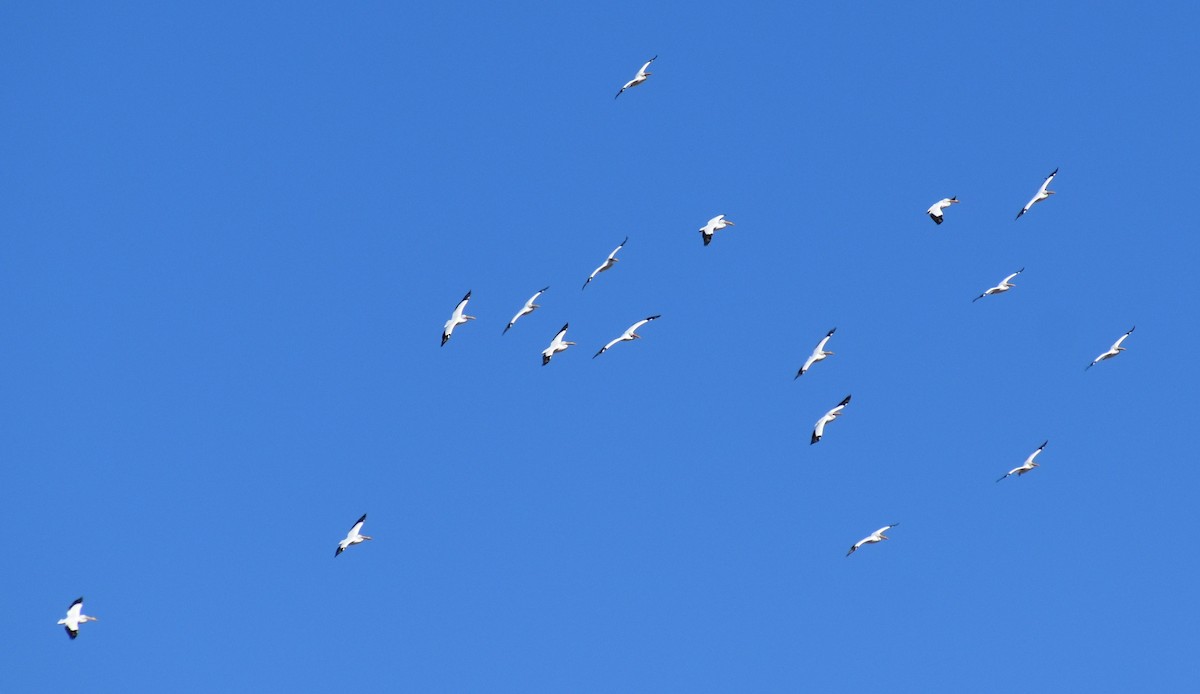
54, 56, 1139, 641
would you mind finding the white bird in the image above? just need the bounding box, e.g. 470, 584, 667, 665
441, 291, 475, 346
542, 323, 575, 365
582, 237, 628, 290
57, 597, 98, 640
1086, 326, 1135, 371
698, 214, 735, 247
973, 268, 1024, 302
996, 441, 1048, 482
926, 196, 959, 225
846, 524, 899, 557
335, 514, 372, 557
594, 315, 661, 358
811, 394, 851, 445
795, 328, 836, 379
503, 286, 549, 335
1015, 168, 1058, 220
615, 56, 657, 99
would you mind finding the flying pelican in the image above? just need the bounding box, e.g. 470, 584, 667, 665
811, 395, 851, 445
542, 323, 575, 365
795, 328, 836, 379
699, 214, 735, 246
926, 196, 959, 225
594, 315, 661, 358
1015, 168, 1058, 220
996, 441, 1048, 482
615, 56, 656, 99
1086, 326, 1135, 370
58, 597, 98, 639
335, 514, 372, 557
973, 268, 1024, 302
582, 237, 628, 290
503, 286, 549, 335
846, 524, 899, 557
441, 291, 475, 346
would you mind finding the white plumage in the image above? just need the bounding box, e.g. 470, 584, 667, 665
503, 287, 549, 335
335, 514, 372, 557
1015, 168, 1058, 219
593, 315, 661, 358
582, 237, 628, 290
996, 441, 1048, 482
846, 524, 899, 557
1086, 326, 1135, 370
973, 268, 1024, 302
796, 328, 836, 379
615, 56, 657, 99
926, 196, 959, 225
811, 395, 851, 445
698, 214, 735, 246
441, 291, 476, 346
542, 323, 576, 365
57, 597, 98, 639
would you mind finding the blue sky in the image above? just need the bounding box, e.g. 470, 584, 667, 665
3, 1, 1198, 691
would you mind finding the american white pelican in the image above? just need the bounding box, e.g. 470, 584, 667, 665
926, 197, 959, 225
795, 328, 836, 379
615, 56, 656, 99
996, 441, 1047, 482
1086, 326, 1135, 371
593, 315, 661, 358
57, 597, 98, 639
811, 394, 851, 445
503, 286, 549, 335
699, 214, 735, 246
582, 237, 628, 290
973, 268, 1024, 302
335, 514, 372, 557
441, 291, 475, 346
1015, 168, 1058, 220
542, 323, 575, 365
846, 524, 899, 557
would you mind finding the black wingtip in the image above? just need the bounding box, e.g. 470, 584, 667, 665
356, 513, 367, 523
931, 214, 943, 225
827, 328, 836, 336
335, 546, 343, 557
66, 627, 78, 639
71, 597, 84, 607
839, 394, 852, 406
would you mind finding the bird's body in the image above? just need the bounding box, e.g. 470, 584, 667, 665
926, 196, 959, 225
996, 441, 1048, 482
796, 328, 836, 378
335, 514, 372, 557
542, 324, 575, 365
811, 395, 852, 444
1015, 168, 1058, 219
615, 56, 656, 99
582, 237, 628, 290
973, 268, 1024, 302
698, 214, 735, 246
503, 287, 549, 335
594, 315, 660, 358
441, 291, 476, 346
1086, 327, 1135, 370
846, 524, 899, 557
57, 597, 97, 639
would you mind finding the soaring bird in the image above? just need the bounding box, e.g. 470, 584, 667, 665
57, 597, 98, 639
796, 328, 836, 379
698, 214, 735, 246
503, 286, 549, 335
441, 291, 475, 346
615, 56, 656, 99
973, 268, 1024, 302
811, 395, 851, 445
335, 514, 372, 557
1086, 327, 1135, 371
996, 441, 1048, 482
1015, 168, 1058, 220
926, 197, 959, 225
582, 237, 628, 290
594, 315, 661, 358
542, 324, 575, 365
846, 524, 899, 557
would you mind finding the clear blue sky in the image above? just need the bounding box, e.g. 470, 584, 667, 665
4, 2, 1198, 691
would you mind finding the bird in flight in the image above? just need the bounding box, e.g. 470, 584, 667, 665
503, 287, 549, 335
846, 524, 899, 557
594, 315, 661, 358
796, 328, 836, 379
698, 214, 735, 246
926, 196, 959, 225
542, 324, 575, 365
442, 291, 475, 346
58, 597, 98, 639
335, 514, 372, 557
1015, 168, 1058, 220
811, 395, 852, 445
996, 441, 1048, 482
973, 268, 1024, 302
1086, 326, 1135, 371
582, 237, 628, 290
615, 56, 657, 99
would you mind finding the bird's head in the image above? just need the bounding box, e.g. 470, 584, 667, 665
1046, 189, 1056, 196
1117, 347, 1126, 351
724, 219, 735, 226
565, 341, 576, 347
362, 535, 373, 541
465, 315, 476, 321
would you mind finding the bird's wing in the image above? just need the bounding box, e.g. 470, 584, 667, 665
812, 415, 829, 443
637, 56, 656, 76
837, 394, 852, 407
348, 514, 366, 536
1038, 168, 1059, 194
451, 293, 471, 320
815, 333, 833, 352
594, 337, 621, 357
65, 626, 78, 639
1111, 328, 1134, 350
608, 237, 628, 260
66, 599, 83, 620
550, 324, 570, 346
874, 525, 896, 536
1003, 270, 1022, 283
798, 353, 817, 375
